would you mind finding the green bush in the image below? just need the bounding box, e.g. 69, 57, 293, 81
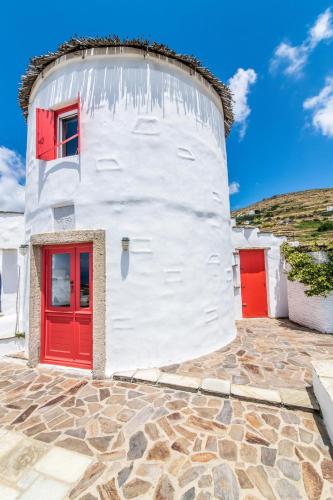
281, 243, 333, 297
317, 221, 333, 232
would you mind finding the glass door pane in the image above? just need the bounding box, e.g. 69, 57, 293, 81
79, 252, 90, 308
51, 253, 71, 307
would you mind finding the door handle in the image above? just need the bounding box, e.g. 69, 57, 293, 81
242, 303, 247, 306
70, 280, 74, 291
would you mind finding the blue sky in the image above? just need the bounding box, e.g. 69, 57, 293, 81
0, 0, 332, 210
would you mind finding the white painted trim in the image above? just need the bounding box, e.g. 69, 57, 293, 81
57, 109, 78, 159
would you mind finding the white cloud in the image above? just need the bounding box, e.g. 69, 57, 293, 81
310, 8, 333, 45
228, 68, 257, 138
272, 43, 308, 76
271, 8, 333, 76
0, 147, 25, 212
229, 181, 240, 195
303, 77, 333, 137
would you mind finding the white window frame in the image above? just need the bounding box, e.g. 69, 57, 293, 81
57, 110, 79, 159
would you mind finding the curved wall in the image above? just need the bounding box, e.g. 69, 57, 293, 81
24, 50, 235, 374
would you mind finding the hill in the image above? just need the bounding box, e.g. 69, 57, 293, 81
232, 188, 333, 246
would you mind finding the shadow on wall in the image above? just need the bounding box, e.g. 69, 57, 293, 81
37, 159, 81, 204
2, 250, 18, 294
32, 57, 226, 154
121, 250, 130, 280
273, 257, 289, 318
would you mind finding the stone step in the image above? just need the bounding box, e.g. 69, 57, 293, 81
312, 360, 333, 444
113, 369, 319, 412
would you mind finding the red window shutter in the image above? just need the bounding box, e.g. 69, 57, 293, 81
36, 108, 56, 160
77, 94, 81, 154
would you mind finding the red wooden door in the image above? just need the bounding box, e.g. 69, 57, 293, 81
239, 249, 268, 318
41, 243, 93, 368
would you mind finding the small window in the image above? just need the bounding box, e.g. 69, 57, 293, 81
36, 99, 80, 161
58, 111, 79, 158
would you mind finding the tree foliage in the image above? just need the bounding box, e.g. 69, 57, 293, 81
281, 243, 333, 297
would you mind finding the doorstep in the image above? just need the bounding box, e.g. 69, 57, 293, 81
113, 368, 319, 412
38, 363, 93, 379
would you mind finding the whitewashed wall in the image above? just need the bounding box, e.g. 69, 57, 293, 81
231, 225, 288, 319
0, 212, 25, 342
287, 280, 333, 333
24, 49, 236, 374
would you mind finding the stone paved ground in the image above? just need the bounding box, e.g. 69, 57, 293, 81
0, 361, 332, 499
162, 319, 333, 391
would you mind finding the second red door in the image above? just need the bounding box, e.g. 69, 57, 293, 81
239, 249, 268, 318
41, 243, 93, 369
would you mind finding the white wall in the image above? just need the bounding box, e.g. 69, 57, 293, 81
0, 213, 24, 249
287, 280, 333, 333
0, 213, 25, 339
231, 227, 288, 319
24, 50, 236, 374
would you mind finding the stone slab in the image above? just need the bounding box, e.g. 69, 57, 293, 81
133, 368, 161, 384
201, 378, 231, 396
231, 384, 281, 404
0, 431, 24, 458
312, 360, 333, 379
34, 447, 92, 483
20, 476, 70, 500
113, 370, 137, 381
158, 373, 201, 391
279, 388, 319, 411
0, 483, 19, 500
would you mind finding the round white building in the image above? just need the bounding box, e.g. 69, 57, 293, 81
20, 38, 235, 377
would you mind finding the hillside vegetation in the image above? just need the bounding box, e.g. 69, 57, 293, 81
232, 188, 333, 246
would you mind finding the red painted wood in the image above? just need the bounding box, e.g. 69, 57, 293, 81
77, 94, 81, 154
36, 102, 80, 160
41, 243, 92, 369
239, 249, 268, 318
36, 108, 56, 160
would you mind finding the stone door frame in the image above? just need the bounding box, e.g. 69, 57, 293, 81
28, 230, 106, 378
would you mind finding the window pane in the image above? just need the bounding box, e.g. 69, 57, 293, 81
52, 253, 70, 307
80, 252, 90, 308
61, 115, 78, 157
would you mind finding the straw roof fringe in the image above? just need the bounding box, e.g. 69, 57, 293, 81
18, 36, 234, 136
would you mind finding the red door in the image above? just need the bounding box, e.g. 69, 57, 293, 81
239, 249, 268, 318
41, 243, 93, 369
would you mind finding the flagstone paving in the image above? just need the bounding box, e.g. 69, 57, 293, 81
162, 318, 333, 391
0, 361, 332, 498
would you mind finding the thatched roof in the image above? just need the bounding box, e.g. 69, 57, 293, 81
18, 36, 234, 136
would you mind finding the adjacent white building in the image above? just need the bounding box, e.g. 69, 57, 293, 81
231, 223, 288, 319
0, 211, 25, 353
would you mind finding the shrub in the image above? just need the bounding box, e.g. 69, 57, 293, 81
281, 243, 333, 297
317, 221, 333, 232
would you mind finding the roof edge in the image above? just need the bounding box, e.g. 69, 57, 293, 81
18, 36, 234, 136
